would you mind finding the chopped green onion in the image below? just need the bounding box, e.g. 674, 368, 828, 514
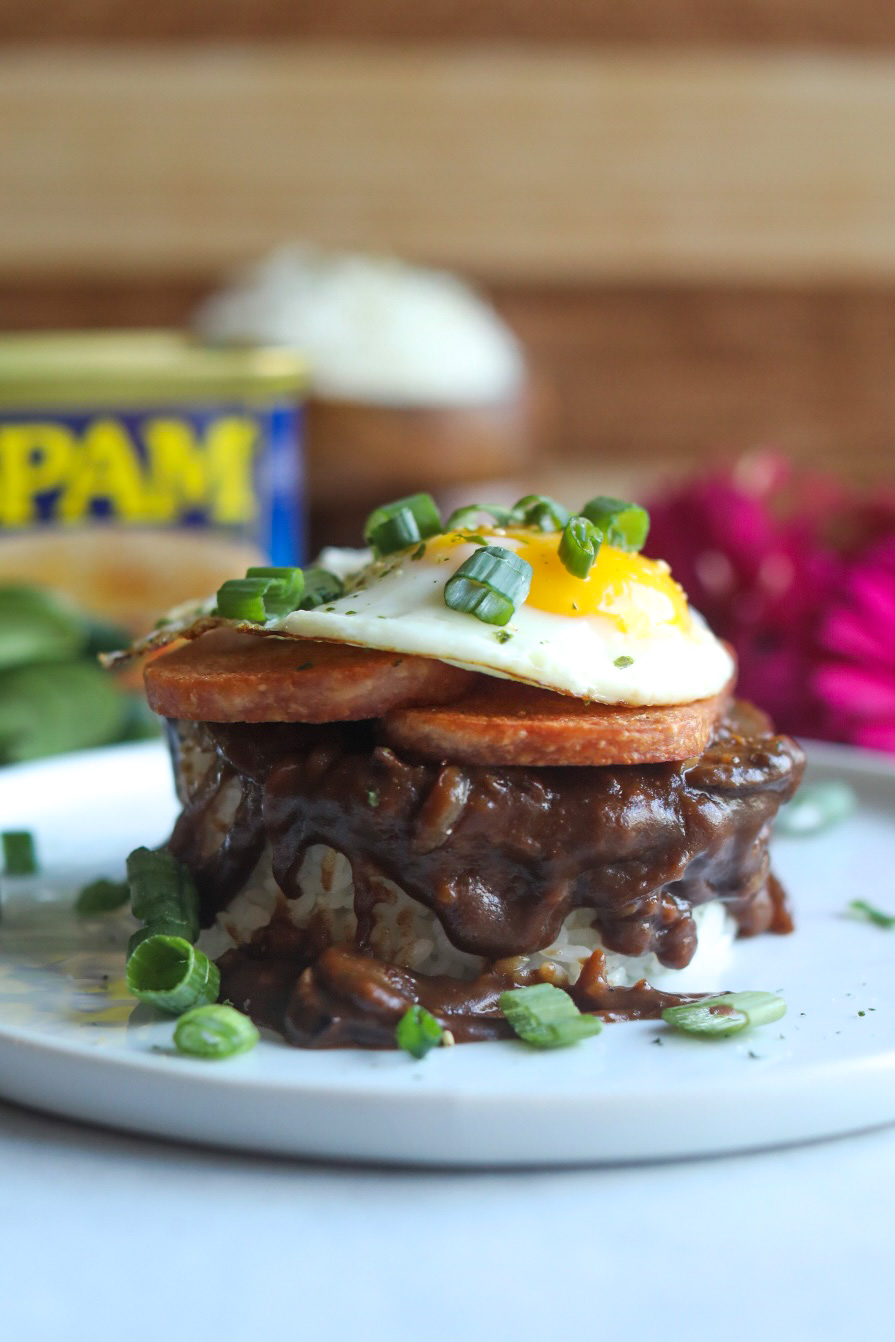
509, 495, 570, 532
367, 509, 427, 556
262, 580, 304, 619
558, 516, 602, 578
215, 568, 305, 622
246, 566, 305, 615
214, 577, 270, 622
395, 1004, 445, 1058
445, 503, 514, 531
299, 568, 344, 609
580, 496, 650, 552
363, 493, 442, 556
75, 877, 129, 916
614, 655, 634, 668
125, 846, 200, 955
662, 991, 786, 1038
2, 830, 37, 876
849, 899, 895, 930
499, 983, 602, 1049
126, 934, 220, 1014
173, 1004, 260, 1059
776, 781, 857, 836
444, 546, 532, 627
245, 565, 303, 593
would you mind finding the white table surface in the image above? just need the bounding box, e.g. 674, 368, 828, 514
1, 1098, 891, 1342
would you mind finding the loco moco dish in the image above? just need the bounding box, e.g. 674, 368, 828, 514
132, 492, 804, 1048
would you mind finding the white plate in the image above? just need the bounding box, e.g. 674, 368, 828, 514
0, 740, 893, 1166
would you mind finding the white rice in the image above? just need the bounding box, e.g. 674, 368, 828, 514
194, 244, 525, 406
177, 723, 737, 992
198, 840, 737, 992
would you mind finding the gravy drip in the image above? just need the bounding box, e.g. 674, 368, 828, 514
166, 703, 804, 1047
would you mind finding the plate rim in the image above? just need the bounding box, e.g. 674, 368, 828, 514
0, 735, 893, 1165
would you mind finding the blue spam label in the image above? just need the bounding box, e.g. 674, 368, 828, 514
0, 401, 304, 565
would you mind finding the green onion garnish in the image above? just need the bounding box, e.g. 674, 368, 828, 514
246, 566, 305, 616
216, 567, 305, 622
614, 655, 634, 668
363, 493, 442, 556
368, 509, 425, 555
444, 546, 532, 627
395, 1004, 445, 1058
580, 496, 650, 552
662, 991, 786, 1038
173, 1004, 260, 1059
1, 830, 37, 876
558, 516, 602, 579
445, 503, 513, 530
849, 899, 895, 929
775, 781, 857, 836
245, 565, 303, 594
75, 877, 129, 916
126, 934, 220, 1015
510, 494, 570, 532
214, 577, 270, 622
126, 846, 200, 955
299, 568, 344, 609
499, 983, 602, 1049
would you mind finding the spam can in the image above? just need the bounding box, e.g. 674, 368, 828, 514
0, 331, 308, 630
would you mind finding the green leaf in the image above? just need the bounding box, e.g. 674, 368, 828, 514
0, 586, 87, 672
0, 660, 129, 763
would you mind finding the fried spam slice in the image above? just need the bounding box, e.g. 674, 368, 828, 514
144, 627, 477, 723
382, 678, 733, 767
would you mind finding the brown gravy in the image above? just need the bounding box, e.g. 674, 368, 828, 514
167, 702, 804, 1047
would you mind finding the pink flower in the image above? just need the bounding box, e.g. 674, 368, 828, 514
645, 453, 895, 751
813, 537, 895, 752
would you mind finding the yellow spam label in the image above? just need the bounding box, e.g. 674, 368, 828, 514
0, 412, 261, 529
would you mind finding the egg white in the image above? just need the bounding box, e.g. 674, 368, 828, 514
276, 541, 734, 706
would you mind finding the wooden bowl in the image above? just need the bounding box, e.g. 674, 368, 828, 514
305, 385, 537, 548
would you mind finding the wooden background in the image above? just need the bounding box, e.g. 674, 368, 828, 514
1, 3, 893, 487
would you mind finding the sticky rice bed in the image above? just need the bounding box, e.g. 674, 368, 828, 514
196, 841, 737, 994
177, 726, 739, 993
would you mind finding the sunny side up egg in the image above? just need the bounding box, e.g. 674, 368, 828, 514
277, 528, 735, 707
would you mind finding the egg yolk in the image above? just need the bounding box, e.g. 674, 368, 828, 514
430, 530, 691, 636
